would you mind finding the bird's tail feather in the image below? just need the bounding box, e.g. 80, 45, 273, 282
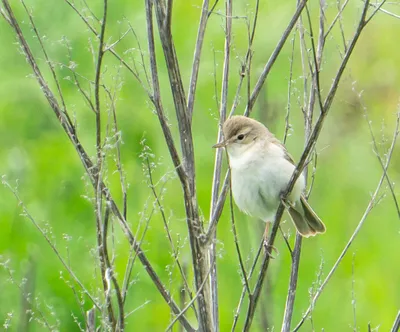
286, 195, 326, 237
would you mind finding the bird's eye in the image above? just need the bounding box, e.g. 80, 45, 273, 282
237, 134, 245, 140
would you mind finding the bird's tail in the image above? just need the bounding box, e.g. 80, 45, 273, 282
287, 195, 326, 237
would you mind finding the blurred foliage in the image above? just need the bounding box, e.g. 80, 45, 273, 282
0, 0, 399, 331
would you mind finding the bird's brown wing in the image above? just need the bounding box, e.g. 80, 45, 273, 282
271, 137, 326, 236
270, 137, 295, 165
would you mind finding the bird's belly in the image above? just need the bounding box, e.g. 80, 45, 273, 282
231, 166, 280, 222
230, 157, 304, 222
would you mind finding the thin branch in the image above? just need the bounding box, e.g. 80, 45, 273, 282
231, 239, 264, 331
357, 86, 400, 218
227, 154, 251, 296
144, 0, 187, 187
293, 111, 399, 332
102, 205, 125, 330
282, 2, 326, 328
165, 256, 214, 332
152, 0, 213, 329
283, 31, 297, 144
103, 84, 128, 220
92, 0, 115, 327
304, 4, 324, 114
229, 0, 260, 117
64, 0, 152, 98
281, 235, 302, 332
187, 0, 210, 119
365, 0, 387, 25
64, 41, 96, 113
324, 0, 350, 41
242, 2, 372, 329
20, 0, 70, 121
0, 5, 11, 24
121, 192, 156, 305
145, 156, 195, 307
103, 28, 130, 52
2, 179, 101, 310
209, 0, 233, 328
351, 253, 357, 332
245, 0, 308, 115
391, 311, 400, 332
369, 2, 400, 20
1, 259, 53, 331
204, 171, 230, 244
207, 0, 261, 246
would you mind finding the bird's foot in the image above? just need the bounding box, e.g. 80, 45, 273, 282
263, 238, 279, 259
280, 196, 295, 210
263, 222, 279, 258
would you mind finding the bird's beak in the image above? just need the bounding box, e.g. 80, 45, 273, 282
212, 140, 227, 148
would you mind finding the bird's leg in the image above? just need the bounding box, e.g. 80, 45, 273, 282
263, 222, 278, 258
263, 222, 270, 244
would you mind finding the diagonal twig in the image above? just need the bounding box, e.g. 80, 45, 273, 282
293, 112, 399, 332
242, 1, 372, 330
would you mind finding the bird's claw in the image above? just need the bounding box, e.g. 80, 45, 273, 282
263, 240, 279, 259
280, 196, 294, 210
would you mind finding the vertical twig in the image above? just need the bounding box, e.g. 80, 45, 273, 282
187, 0, 210, 119
227, 153, 251, 297
151, 0, 213, 329
209, 0, 232, 328
283, 31, 297, 144
92, 0, 116, 327
245, 0, 308, 115
282, 1, 326, 330
102, 206, 125, 330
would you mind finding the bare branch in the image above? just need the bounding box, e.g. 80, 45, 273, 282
227, 154, 251, 296
242, 2, 372, 329
187, 0, 210, 119
145, 156, 195, 308
351, 253, 358, 331
293, 112, 399, 332
356, 85, 400, 218
369, 2, 400, 20
102, 206, 125, 330
283, 31, 297, 144
391, 310, 400, 332
324, 0, 350, 50
209, 0, 233, 327
144, 0, 186, 186
245, 0, 308, 115
0, 5, 11, 24
91, 0, 116, 327
64, 0, 152, 97
2, 179, 101, 310
151, 0, 214, 329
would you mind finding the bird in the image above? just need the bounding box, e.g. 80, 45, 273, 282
213, 115, 326, 239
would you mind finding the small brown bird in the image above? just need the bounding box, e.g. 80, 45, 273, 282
213, 116, 326, 237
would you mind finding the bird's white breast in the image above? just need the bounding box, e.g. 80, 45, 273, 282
227, 140, 305, 222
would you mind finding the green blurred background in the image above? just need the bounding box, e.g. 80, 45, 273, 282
0, 0, 399, 331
